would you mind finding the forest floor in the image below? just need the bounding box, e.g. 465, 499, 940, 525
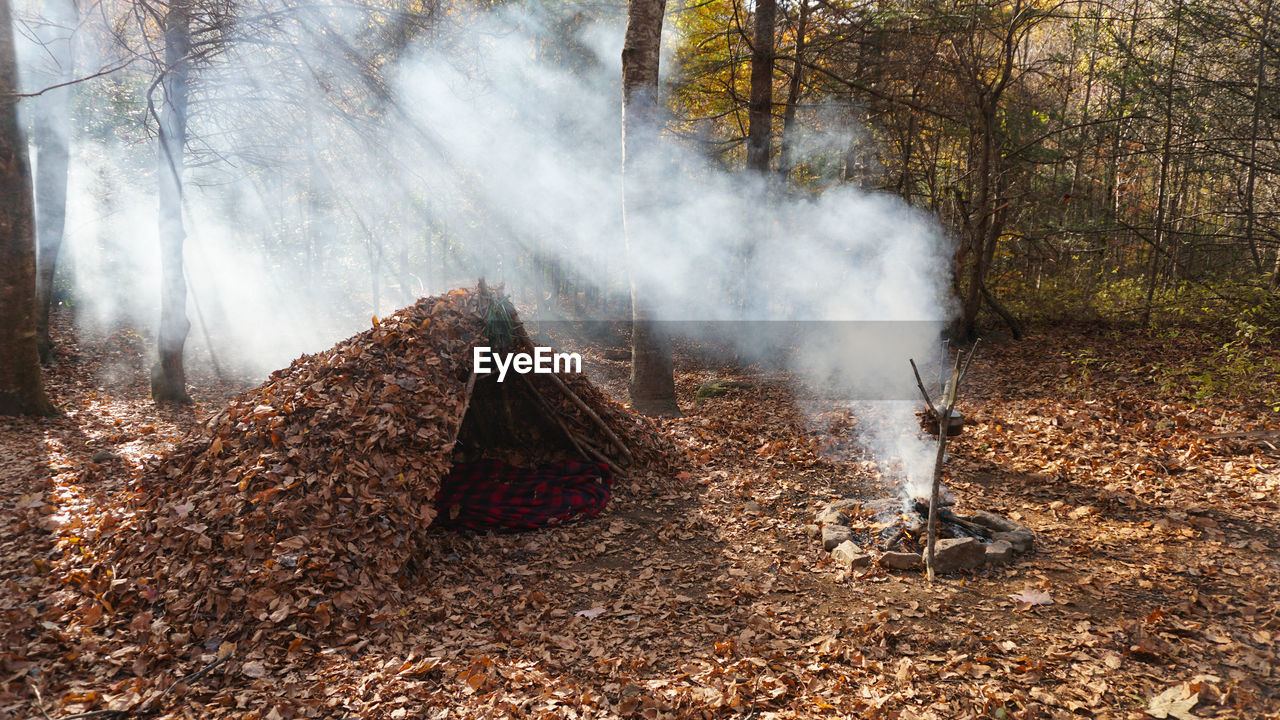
1, 313, 1278, 719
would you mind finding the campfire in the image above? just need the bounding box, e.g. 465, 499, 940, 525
811, 495, 1034, 573
878, 498, 993, 552
808, 344, 1031, 573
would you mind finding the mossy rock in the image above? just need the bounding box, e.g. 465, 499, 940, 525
695, 379, 752, 401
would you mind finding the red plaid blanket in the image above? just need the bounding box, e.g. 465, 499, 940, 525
434, 460, 613, 532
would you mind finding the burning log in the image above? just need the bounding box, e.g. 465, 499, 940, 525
907, 500, 993, 540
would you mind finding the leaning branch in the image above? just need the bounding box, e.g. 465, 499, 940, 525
909, 359, 939, 417
4, 58, 137, 98
544, 372, 633, 464
516, 372, 621, 475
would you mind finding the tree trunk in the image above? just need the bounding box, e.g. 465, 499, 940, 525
622, 0, 679, 417
151, 0, 192, 403
1244, 0, 1273, 276
745, 0, 776, 173
0, 0, 54, 416
953, 0, 1025, 339
1067, 6, 1101, 226
398, 234, 412, 305
1106, 0, 1141, 230
1141, 0, 1183, 328
32, 0, 76, 364
776, 0, 808, 177
371, 234, 382, 316
896, 85, 918, 199
958, 105, 998, 338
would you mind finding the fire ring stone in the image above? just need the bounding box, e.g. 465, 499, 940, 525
813, 498, 1034, 573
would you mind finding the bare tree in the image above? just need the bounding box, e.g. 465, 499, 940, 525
622, 0, 679, 416
32, 0, 77, 364
1141, 0, 1184, 328
949, 0, 1051, 338
1243, 0, 1273, 278
150, 0, 193, 402
745, 0, 775, 173
776, 0, 809, 177
0, 0, 54, 416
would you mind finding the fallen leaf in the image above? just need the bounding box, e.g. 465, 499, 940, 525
1011, 588, 1054, 606
1147, 685, 1199, 719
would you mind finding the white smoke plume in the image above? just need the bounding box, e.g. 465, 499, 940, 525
14, 0, 955, 493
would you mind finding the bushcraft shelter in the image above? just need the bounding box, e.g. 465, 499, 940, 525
92, 285, 664, 641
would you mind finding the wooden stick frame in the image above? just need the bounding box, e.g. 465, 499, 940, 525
910, 341, 979, 582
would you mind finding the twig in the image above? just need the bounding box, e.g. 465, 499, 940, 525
955, 340, 980, 388
936, 508, 993, 539
501, 298, 630, 464
1203, 430, 1280, 440
4, 59, 137, 98
938, 340, 950, 397
27, 680, 53, 720
573, 436, 623, 476
162, 651, 232, 697
543, 372, 633, 464
516, 373, 617, 474
446, 371, 478, 449
184, 265, 227, 382
924, 378, 954, 582
499, 380, 515, 442
909, 359, 939, 417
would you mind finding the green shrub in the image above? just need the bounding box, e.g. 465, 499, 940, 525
1156, 312, 1280, 411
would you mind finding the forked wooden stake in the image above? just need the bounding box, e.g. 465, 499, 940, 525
910, 341, 979, 582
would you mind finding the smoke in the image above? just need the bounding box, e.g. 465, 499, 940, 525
13, 0, 955, 494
